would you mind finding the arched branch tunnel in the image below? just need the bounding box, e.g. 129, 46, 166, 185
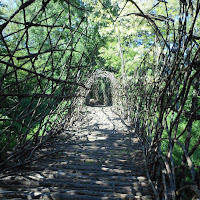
86, 77, 113, 107
0, 0, 200, 199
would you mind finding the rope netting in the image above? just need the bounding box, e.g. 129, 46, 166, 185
0, 0, 200, 199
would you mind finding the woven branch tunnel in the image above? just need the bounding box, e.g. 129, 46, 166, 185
0, 0, 200, 199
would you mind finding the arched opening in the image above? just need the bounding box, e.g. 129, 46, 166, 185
86, 77, 112, 107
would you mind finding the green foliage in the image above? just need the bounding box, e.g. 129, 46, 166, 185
0, 2, 199, 197
0, 0, 103, 160
161, 116, 200, 164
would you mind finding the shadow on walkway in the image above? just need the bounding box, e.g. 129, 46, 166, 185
0, 106, 154, 199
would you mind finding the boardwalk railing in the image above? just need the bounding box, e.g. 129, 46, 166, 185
0, 0, 96, 168
126, 1, 200, 199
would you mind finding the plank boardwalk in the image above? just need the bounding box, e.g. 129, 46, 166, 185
0, 106, 154, 199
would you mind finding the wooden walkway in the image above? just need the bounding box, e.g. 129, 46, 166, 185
0, 106, 154, 199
